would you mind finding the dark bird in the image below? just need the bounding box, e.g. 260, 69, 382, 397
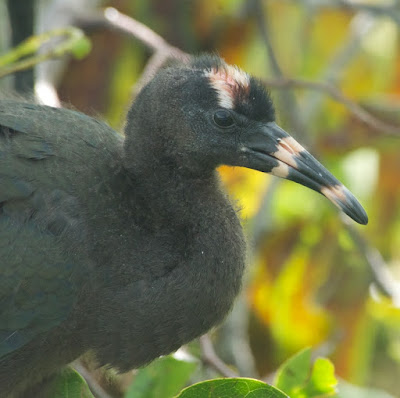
0, 55, 368, 397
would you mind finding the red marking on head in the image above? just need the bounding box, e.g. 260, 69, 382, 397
205, 66, 250, 109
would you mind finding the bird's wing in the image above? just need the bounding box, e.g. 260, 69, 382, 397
0, 192, 89, 358
0, 100, 122, 358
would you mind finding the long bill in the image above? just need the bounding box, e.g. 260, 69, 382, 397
240, 122, 368, 225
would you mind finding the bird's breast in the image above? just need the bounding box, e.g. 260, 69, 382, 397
89, 189, 247, 370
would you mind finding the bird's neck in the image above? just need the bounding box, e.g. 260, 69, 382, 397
125, 161, 220, 228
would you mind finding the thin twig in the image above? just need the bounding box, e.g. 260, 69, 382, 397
263, 77, 400, 137
344, 220, 400, 307
131, 51, 174, 98
102, 7, 189, 63
310, 0, 400, 25
72, 360, 114, 398
76, 7, 169, 53
301, 0, 398, 12
75, 7, 190, 97
302, 11, 376, 127
199, 334, 239, 378
76, 7, 400, 137
252, 0, 308, 143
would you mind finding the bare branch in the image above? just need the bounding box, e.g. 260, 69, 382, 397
199, 334, 239, 378
302, 11, 376, 127
131, 51, 174, 98
75, 7, 190, 97
76, 7, 400, 136
251, 0, 308, 143
304, 0, 400, 25
75, 8, 189, 62
263, 77, 400, 137
72, 360, 115, 398
102, 7, 189, 63
344, 220, 400, 307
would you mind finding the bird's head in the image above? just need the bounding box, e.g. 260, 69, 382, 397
124, 54, 368, 225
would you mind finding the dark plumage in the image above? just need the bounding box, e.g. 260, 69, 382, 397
0, 55, 367, 397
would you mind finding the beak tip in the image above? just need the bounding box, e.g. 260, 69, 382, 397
321, 185, 368, 225
341, 187, 368, 225
359, 210, 368, 225
351, 207, 368, 225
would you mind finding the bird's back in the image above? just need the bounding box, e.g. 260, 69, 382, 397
0, 100, 123, 195
0, 100, 123, 362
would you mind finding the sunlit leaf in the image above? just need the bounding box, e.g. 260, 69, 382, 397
219, 166, 270, 219
250, 244, 332, 355
301, 358, 337, 397
48, 367, 94, 398
176, 378, 289, 398
69, 36, 92, 60
274, 347, 312, 392
125, 355, 197, 398
274, 348, 337, 398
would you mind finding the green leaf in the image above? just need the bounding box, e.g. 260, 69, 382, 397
274, 347, 312, 393
0, 27, 91, 78
274, 348, 337, 398
48, 367, 94, 398
125, 355, 198, 398
176, 378, 289, 398
301, 358, 337, 397
69, 36, 92, 60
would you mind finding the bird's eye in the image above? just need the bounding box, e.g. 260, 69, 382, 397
213, 110, 235, 128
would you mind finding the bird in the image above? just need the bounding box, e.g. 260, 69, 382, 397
0, 54, 368, 397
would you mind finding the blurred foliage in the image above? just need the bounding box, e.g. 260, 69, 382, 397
49, 367, 95, 398
124, 356, 198, 398
175, 378, 289, 398
0, 27, 91, 78
3, 0, 400, 396
274, 348, 337, 398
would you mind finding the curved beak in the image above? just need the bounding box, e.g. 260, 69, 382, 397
239, 122, 368, 225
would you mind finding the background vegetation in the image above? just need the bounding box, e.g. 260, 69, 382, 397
1, 0, 400, 397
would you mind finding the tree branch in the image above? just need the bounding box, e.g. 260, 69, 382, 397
72, 360, 114, 398
75, 7, 400, 137
304, 0, 400, 25
199, 334, 239, 378
251, 0, 308, 143
263, 77, 400, 137
344, 220, 400, 307
75, 7, 190, 96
